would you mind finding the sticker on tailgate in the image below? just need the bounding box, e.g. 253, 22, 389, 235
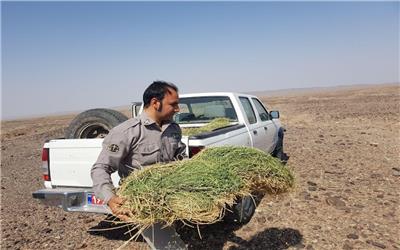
87, 194, 104, 205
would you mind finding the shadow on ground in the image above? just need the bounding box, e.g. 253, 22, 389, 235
176, 220, 302, 250
87, 215, 144, 242
228, 227, 303, 250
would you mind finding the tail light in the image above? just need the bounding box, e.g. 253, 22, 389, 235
41, 148, 51, 181
189, 146, 204, 158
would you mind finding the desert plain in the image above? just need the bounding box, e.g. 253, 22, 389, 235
1, 83, 399, 249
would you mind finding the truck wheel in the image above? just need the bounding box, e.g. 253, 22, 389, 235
272, 128, 286, 162
65, 109, 128, 139
224, 196, 256, 225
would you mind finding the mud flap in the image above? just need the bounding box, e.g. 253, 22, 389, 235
141, 223, 187, 250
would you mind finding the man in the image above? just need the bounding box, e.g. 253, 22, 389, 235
91, 81, 185, 221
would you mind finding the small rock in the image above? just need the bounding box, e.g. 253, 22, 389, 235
392, 168, 400, 176
1, 186, 5, 190
343, 243, 353, 250
312, 225, 321, 230
377, 194, 384, 198
267, 216, 274, 222
306, 244, 314, 249
347, 233, 359, 239
307, 181, 317, 186
325, 197, 346, 208
383, 212, 395, 218
256, 217, 266, 223
360, 131, 366, 134
370, 143, 378, 147
84, 218, 95, 223
366, 240, 386, 249
300, 191, 311, 200
42, 228, 52, 233
370, 173, 381, 178
294, 243, 306, 249
308, 186, 317, 192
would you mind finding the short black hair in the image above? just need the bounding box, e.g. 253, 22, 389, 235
143, 81, 178, 108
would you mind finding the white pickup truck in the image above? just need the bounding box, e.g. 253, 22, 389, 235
32, 92, 285, 215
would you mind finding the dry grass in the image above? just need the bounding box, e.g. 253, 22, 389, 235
117, 146, 294, 236
181, 118, 231, 136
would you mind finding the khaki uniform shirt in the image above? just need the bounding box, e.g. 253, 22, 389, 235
91, 111, 186, 203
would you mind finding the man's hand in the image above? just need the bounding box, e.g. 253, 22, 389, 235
107, 196, 132, 222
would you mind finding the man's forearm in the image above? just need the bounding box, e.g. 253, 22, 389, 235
91, 163, 116, 204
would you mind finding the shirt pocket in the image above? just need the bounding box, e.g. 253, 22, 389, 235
137, 143, 160, 166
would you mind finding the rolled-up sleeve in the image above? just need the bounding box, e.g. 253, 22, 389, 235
91, 128, 131, 204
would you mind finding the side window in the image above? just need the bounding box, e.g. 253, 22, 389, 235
252, 98, 270, 121
239, 97, 257, 124
178, 103, 189, 113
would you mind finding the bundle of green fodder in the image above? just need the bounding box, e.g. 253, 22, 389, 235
117, 146, 294, 233
181, 118, 231, 136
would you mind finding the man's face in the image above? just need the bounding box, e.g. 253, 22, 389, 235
157, 88, 180, 121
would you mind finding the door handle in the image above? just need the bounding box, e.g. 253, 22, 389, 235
253, 130, 257, 135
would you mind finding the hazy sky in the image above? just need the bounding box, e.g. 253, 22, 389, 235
2, 1, 399, 120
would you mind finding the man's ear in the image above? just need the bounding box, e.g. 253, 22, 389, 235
150, 97, 160, 110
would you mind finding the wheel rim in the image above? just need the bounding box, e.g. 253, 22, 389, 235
78, 123, 110, 138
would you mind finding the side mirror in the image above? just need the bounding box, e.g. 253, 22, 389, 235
131, 102, 142, 118
270, 111, 280, 119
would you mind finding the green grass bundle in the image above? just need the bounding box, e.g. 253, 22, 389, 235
117, 146, 294, 233
181, 118, 231, 136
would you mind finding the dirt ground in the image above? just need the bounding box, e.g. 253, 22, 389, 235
1, 84, 399, 250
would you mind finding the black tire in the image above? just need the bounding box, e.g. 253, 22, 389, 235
65, 108, 128, 139
272, 127, 285, 162
224, 196, 256, 225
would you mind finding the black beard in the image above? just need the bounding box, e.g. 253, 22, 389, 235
157, 102, 163, 112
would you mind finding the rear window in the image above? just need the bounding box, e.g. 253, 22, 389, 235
174, 96, 238, 124
239, 97, 257, 124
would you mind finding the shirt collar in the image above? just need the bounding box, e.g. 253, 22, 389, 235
140, 111, 156, 126
140, 111, 173, 131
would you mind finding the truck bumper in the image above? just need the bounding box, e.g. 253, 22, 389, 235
33, 189, 188, 249
32, 188, 110, 214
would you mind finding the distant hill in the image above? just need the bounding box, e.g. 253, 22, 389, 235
246, 82, 399, 97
